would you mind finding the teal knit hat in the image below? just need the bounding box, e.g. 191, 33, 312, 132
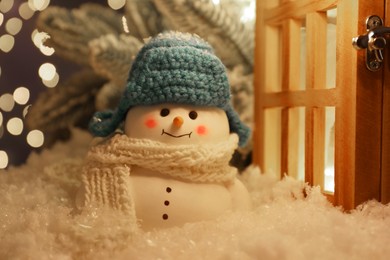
89, 31, 250, 147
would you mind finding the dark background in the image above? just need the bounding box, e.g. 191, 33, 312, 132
0, 0, 106, 167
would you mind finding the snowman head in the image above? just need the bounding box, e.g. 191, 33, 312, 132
89, 31, 250, 147
124, 103, 230, 145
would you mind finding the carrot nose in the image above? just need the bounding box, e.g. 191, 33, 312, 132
173, 116, 184, 127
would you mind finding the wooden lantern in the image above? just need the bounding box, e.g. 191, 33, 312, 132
253, 0, 390, 210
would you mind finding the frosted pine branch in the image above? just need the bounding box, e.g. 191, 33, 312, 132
89, 34, 143, 86
36, 3, 124, 65
124, 0, 168, 39
153, 0, 254, 71
227, 66, 253, 131
95, 81, 124, 111
26, 70, 107, 139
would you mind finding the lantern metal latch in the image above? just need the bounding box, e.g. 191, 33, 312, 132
353, 15, 389, 71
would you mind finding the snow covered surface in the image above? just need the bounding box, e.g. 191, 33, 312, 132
1, 129, 390, 260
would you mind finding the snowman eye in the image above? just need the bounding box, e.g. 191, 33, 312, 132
160, 108, 170, 117
189, 111, 198, 120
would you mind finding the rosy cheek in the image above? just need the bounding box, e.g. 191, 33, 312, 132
144, 118, 158, 128
196, 125, 207, 135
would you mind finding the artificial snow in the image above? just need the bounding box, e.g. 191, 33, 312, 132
1, 129, 390, 260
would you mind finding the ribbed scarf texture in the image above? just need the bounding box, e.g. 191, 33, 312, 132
81, 134, 239, 223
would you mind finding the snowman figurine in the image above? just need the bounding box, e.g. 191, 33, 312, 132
78, 31, 251, 230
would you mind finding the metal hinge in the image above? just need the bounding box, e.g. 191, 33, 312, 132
353, 15, 387, 71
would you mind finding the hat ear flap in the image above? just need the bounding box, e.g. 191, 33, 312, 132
225, 106, 251, 147
89, 110, 119, 137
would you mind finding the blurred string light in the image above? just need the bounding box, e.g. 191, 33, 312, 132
0, 34, 15, 53
38, 62, 56, 81
122, 16, 130, 33
0, 150, 8, 169
19, 2, 36, 20
0, 0, 53, 169
36, 62, 57, 99
42, 72, 59, 88
6, 17, 23, 35
240, 0, 255, 23
0, 112, 3, 139
27, 130, 44, 148
0, 0, 14, 13
0, 94, 15, 112
7, 117, 23, 136
28, 0, 50, 11
31, 29, 55, 56
13, 87, 30, 105
209, 0, 255, 24
0, 13, 4, 26
107, 0, 126, 10
23, 105, 31, 118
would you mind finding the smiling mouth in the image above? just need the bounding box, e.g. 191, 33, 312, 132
161, 129, 192, 138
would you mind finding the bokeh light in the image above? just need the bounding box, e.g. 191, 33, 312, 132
122, 16, 129, 33
27, 130, 44, 148
0, 0, 14, 13
40, 43, 55, 56
0, 150, 9, 169
19, 2, 35, 20
13, 87, 30, 105
32, 29, 48, 47
0, 0, 154, 168
107, 0, 126, 10
6, 117, 23, 136
241, 1, 255, 23
0, 94, 15, 112
0, 34, 15, 53
6, 17, 23, 36
42, 72, 59, 88
31, 29, 54, 55
0, 13, 4, 26
23, 105, 31, 118
38, 62, 56, 81
28, 0, 50, 11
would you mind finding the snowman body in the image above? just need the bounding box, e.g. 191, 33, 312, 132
124, 103, 251, 229
129, 168, 240, 230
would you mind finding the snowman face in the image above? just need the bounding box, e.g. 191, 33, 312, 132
124, 103, 230, 145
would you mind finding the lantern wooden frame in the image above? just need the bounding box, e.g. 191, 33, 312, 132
253, 0, 388, 210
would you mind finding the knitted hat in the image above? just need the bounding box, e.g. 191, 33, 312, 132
89, 31, 250, 147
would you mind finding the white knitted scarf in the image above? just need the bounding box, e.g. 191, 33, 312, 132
81, 133, 239, 218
